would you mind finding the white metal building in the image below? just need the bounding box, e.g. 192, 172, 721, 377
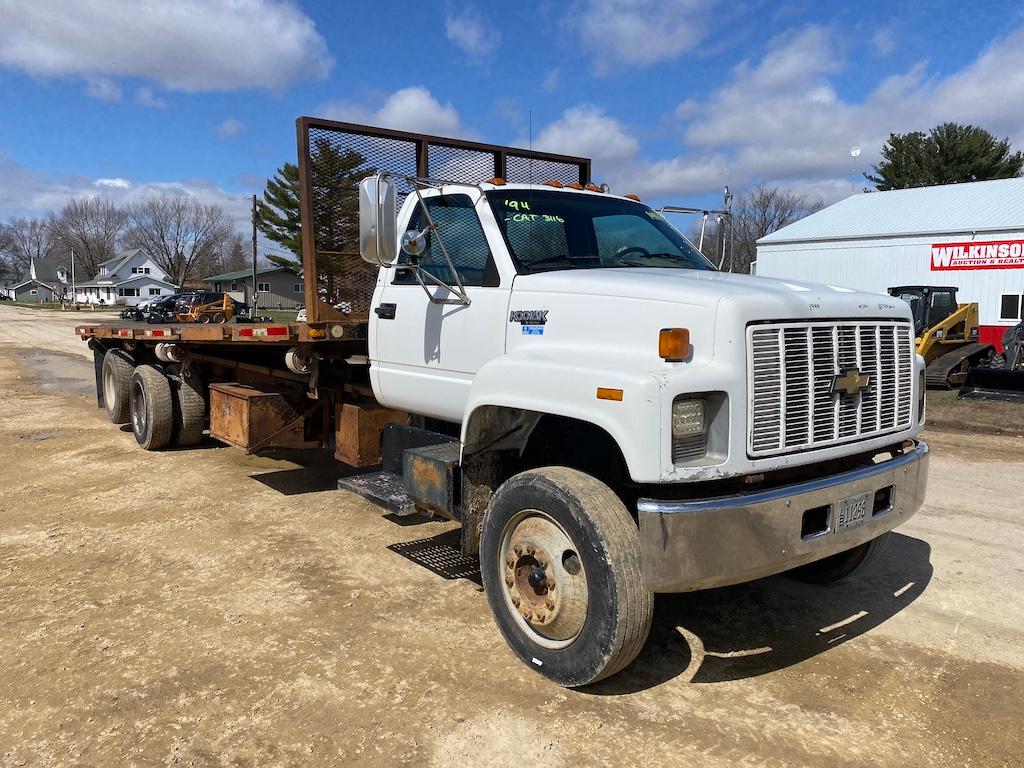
756, 178, 1024, 351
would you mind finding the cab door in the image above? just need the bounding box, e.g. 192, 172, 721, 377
370, 191, 511, 423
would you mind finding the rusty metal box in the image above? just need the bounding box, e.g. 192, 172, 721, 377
209, 382, 307, 452
335, 401, 408, 467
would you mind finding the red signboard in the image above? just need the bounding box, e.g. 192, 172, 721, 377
931, 239, 1024, 270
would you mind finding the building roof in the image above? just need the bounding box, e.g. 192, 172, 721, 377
31, 258, 67, 283
90, 249, 144, 280
203, 266, 300, 282
759, 177, 1024, 245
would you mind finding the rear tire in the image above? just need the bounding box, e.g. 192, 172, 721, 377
480, 467, 653, 688
130, 365, 173, 451
101, 349, 134, 424
167, 365, 205, 447
212, 312, 227, 324
787, 532, 891, 584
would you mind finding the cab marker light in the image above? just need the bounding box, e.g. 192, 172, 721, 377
659, 328, 690, 362
625, 193, 641, 201
543, 179, 564, 188
596, 387, 623, 401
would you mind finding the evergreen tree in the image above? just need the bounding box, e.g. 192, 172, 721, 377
867, 123, 1024, 190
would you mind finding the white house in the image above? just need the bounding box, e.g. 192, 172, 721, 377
755, 178, 1024, 352
74, 249, 178, 306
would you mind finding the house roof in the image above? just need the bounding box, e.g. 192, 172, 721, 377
203, 266, 300, 282
758, 177, 1024, 246
89, 249, 144, 281
31, 258, 67, 283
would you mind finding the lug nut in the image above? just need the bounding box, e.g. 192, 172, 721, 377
545, 598, 555, 610
505, 576, 514, 588
525, 544, 535, 556
514, 544, 523, 556
521, 607, 533, 621
506, 554, 515, 568
535, 610, 546, 622
511, 595, 520, 607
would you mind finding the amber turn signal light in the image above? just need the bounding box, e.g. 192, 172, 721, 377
659, 328, 690, 362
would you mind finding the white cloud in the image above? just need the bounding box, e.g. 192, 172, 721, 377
873, 28, 896, 56
85, 77, 122, 102
0, 0, 333, 91
319, 87, 463, 136
217, 118, 245, 139
445, 7, 500, 57
94, 178, 131, 189
531, 23, 1024, 201
543, 69, 560, 92
135, 87, 166, 109
572, 0, 713, 73
532, 105, 639, 169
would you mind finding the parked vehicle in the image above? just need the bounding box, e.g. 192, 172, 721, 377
0, 295, 13, 301
75, 119, 929, 687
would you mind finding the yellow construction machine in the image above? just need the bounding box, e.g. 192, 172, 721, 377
887, 286, 995, 388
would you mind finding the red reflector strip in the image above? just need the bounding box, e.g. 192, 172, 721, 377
237, 326, 289, 338
117, 329, 132, 338
144, 329, 169, 337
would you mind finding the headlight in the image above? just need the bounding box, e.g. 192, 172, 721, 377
672, 398, 706, 437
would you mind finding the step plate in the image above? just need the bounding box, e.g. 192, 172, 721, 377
338, 470, 417, 516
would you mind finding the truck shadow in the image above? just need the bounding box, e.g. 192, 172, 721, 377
589, 532, 933, 694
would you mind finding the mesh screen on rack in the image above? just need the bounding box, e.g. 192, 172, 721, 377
299, 120, 589, 320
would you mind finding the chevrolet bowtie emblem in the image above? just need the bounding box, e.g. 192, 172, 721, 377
831, 368, 871, 397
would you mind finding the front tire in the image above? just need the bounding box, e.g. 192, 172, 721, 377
480, 467, 653, 687
787, 532, 891, 584
130, 365, 173, 451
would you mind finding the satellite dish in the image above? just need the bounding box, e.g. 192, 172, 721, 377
850, 146, 862, 158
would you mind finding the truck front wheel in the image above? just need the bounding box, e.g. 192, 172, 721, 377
480, 467, 653, 687
787, 532, 891, 584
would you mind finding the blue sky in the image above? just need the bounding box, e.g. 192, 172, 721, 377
2, 0, 1024, 241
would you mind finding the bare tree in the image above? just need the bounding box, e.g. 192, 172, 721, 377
730, 183, 824, 273
48, 198, 128, 277
0, 217, 56, 274
124, 195, 233, 286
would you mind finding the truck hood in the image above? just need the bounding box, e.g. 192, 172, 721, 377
512, 268, 910, 321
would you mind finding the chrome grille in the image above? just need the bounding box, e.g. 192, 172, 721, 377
748, 321, 914, 457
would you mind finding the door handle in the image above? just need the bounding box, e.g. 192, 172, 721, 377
375, 303, 397, 319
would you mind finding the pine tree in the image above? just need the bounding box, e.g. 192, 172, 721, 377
867, 123, 1024, 190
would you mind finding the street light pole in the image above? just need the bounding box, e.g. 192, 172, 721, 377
251, 194, 258, 319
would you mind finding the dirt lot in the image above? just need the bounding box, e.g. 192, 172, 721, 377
1, 307, 1022, 767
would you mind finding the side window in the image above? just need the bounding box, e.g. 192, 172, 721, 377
394, 194, 497, 287
928, 290, 958, 324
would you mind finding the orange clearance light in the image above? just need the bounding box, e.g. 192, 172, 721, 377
488, 177, 507, 185
565, 182, 583, 190
659, 328, 690, 362
543, 179, 564, 187
625, 193, 641, 201
585, 183, 602, 192
596, 387, 624, 401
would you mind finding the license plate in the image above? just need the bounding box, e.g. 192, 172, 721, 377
835, 492, 871, 532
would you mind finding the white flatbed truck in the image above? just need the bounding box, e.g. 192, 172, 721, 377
76, 118, 929, 687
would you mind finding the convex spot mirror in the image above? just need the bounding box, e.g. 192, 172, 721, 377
401, 228, 429, 258
358, 176, 397, 266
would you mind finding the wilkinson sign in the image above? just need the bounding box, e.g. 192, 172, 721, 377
931, 239, 1024, 270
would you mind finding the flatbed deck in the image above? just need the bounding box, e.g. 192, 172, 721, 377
76, 318, 368, 345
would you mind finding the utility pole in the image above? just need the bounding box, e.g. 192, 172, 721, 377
70, 246, 76, 306
251, 194, 258, 319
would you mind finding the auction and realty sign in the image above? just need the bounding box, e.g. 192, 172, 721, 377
931, 239, 1024, 270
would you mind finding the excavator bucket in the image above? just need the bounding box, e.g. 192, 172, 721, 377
958, 367, 1024, 402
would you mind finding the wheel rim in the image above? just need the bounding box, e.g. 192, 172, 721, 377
131, 379, 147, 438
497, 509, 589, 650
102, 364, 116, 411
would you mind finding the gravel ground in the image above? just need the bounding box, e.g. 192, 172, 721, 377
0, 308, 1021, 767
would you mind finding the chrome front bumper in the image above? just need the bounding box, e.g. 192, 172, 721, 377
637, 440, 929, 592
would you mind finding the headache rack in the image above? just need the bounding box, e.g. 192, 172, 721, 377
295, 117, 591, 323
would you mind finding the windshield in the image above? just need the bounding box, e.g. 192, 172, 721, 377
485, 190, 716, 274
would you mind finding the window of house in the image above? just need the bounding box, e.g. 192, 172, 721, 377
1000, 294, 1023, 321
258, 282, 270, 292
131, 267, 139, 274
119, 288, 140, 297
149, 288, 161, 296
30, 289, 38, 295
294, 283, 302, 293
144, 267, 150, 274
231, 282, 239, 291
394, 194, 497, 287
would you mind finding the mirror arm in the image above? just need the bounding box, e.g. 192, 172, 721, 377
409, 184, 471, 306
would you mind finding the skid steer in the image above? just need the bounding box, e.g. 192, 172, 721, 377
958, 320, 1024, 401
887, 286, 995, 388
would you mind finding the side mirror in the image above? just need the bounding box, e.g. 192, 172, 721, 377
358, 175, 397, 266
401, 228, 429, 258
